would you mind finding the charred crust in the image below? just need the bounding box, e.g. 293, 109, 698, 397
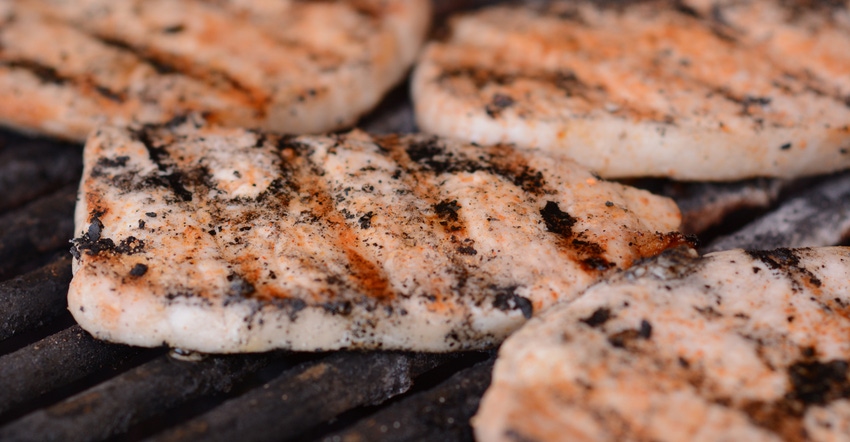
130, 126, 194, 201
434, 200, 462, 222
746, 248, 822, 290
788, 358, 850, 406
2, 59, 69, 85
491, 286, 533, 319
485, 93, 516, 118
321, 300, 353, 316
457, 245, 478, 255
358, 211, 374, 229
129, 263, 148, 277
70, 214, 145, 259
540, 202, 620, 272
540, 201, 577, 237
740, 355, 850, 438
226, 273, 256, 298
608, 320, 652, 349
580, 307, 612, 328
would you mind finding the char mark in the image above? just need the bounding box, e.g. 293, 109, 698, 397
580, 307, 612, 328
485, 93, 515, 118
70, 214, 145, 259
93, 34, 264, 108
1, 59, 126, 102
746, 248, 822, 289
131, 127, 195, 202
491, 286, 533, 319
540, 201, 576, 237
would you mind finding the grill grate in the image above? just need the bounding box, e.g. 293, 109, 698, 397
2, 1, 850, 441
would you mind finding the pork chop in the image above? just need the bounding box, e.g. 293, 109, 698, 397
412, 0, 850, 180
0, 0, 430, 141
475, 246, 850, 441
68, 116, 685, 352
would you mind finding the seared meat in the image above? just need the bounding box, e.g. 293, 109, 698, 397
412, 0, 850, 180
0, 0, 430, 141
68, 116, 684, 352
476, 246, 850, 441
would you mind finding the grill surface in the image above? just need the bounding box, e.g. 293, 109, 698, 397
2, 1, 850, 441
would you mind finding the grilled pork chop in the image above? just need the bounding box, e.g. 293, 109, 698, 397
475, 247, 850, 441
68, 116, 685, 352
412, 0, 850, 181
0, 0, 430, 141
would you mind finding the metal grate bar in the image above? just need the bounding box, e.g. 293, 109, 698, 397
658, 178, 784, 234
321, 358, 496, 442
0, 255, 73, 341
0, 352, 272, 442
706, 172, 850, 252
0, 325, 142, 418
149, 352, 452, 442
0, 184, 77, 279
0, 133, 82, 212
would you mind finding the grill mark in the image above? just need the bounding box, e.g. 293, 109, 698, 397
131, 126, 194, 202
0, 58, 127, 103
437, 64, 678, 124
400, 136, 551, 196
746, 248, 824, 293
539, 200, 618, 272
90, 34, 268, 114
373, 134, 509, 304
300, 144, 396, 304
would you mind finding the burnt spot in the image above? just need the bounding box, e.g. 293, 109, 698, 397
435, 200, 461, 222
572, 239, 614, 271
539, 201, 614, 273
694, 305, 723, 319
457, 245, 478, 255
540, 201, 576, 237
129, 263, 148, 277
639, 319, 652, 339
3, 59, 69, 85
162, 24, 186, 34
130, 127, 194, 202
252, 132, 267, 149
95, 36, 178, 75
114, 236, 145, 255
746, 248, 823, 290
358, 211, 374, 229
406, 137, 445, 163
226, 273, 256, 298
270, 297, 307, 321
788, 359, 850, 406
608, 320, 652, 349
580, 307, 611, 328
740, 96, 773, 117
321, 300, 353, 316
485, 93, 515, 118
70, 215, 145, 258
740, 354, 850, 438
507, 166, 547, 195
492, 286, 533, 319
780, 142, 792, 151
95, 156, 130, 169
581, 256, 614, 271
